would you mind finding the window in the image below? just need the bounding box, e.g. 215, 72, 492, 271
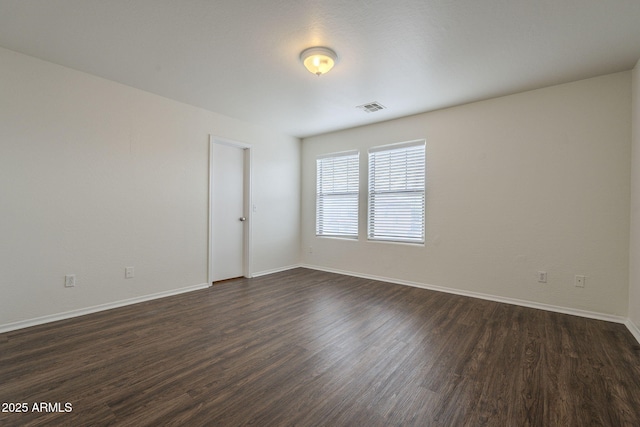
316, 151, 359, 238
368, 141, 425, 243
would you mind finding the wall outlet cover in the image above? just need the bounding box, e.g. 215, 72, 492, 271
537, 271, 547, 283
65, 274, 76, 287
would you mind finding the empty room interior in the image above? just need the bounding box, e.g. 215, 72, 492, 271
2, 0, 640, 425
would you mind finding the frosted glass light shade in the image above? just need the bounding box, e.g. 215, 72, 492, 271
300, 47, 337, 76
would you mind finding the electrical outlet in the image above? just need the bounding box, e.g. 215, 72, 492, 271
537, 271, 547, 283
575, 275, 585, 288
65, 274, 76, 287
125, 267, 135, 279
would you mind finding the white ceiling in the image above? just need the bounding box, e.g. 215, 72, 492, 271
1, 0, 640, 138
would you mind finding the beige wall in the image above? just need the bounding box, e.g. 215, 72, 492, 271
302, 72, 631, 317
0, 47, 301, 328
629, 60, 640, 331
1, 44, 635, 331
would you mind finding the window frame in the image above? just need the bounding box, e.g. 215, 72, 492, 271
315, 150, 360, 239
367, 140, 426, 244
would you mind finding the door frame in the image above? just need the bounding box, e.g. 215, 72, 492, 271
208, 135, 253, 285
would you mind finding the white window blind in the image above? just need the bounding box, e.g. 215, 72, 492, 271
368, 141, 425, 243
316, 151, 359, 238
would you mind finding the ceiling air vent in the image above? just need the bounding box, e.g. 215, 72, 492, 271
356, 102, 386, 113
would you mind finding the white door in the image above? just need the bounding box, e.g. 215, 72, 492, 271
211, 142, 246, 282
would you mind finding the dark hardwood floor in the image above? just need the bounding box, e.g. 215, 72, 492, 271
2, 268, 640, 426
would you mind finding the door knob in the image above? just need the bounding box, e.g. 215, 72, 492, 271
239, 217, 246, 222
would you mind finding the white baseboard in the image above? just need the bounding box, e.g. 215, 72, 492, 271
251, 264, 302, 278
0, 283, 210, 334
5, 266, 639, 346
625, 319, 640, 344
300, 264, 628, 325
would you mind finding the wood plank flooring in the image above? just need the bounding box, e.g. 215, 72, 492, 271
2, 268, 640, 426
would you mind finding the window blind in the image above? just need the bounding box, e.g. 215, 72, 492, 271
368, 141, 425, 243
316, 151, 359, 238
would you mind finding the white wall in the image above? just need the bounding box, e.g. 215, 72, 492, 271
0, 47, 300, 329
629, 60, 640, 332
302, 72, 631, 317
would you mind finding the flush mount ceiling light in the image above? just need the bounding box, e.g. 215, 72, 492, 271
300, 46, 338, 76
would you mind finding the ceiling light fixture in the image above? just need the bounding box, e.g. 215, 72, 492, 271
300, 46, 338, 76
